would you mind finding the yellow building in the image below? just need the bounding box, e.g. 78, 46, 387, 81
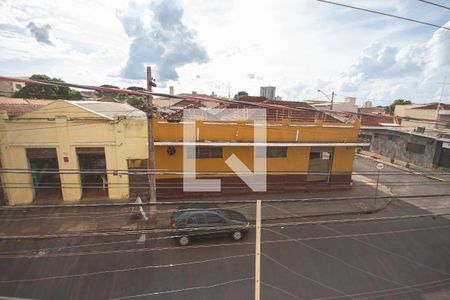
0, 100, 366, 205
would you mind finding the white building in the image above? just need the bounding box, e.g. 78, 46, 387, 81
260, 86, 276, 100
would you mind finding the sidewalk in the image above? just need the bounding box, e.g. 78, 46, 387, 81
0, 176, 393, 238
357, 150, 450, 182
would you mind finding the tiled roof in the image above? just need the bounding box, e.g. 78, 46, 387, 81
225, 99, 341, 123
0, 97, 54, 117
360, 114, 398, 126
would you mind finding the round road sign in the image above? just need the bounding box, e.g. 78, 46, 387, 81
376, 163, 384, 170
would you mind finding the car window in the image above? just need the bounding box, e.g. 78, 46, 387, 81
205, 212, 225, 223
194, 213, 206, 225
186, 215, 197, 225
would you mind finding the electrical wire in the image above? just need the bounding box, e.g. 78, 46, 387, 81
0, 253, 253, 283
312, 277, 450, 300
417, 0, 450, 10
264, 228, 406, 288
262, 253, 354, 298
1, 221, 448, 259
261, 281, 304, 300
316, 0, 450, 30
108, 276, 254, 299
1, 193, 447, 210
319, 224, 450, 276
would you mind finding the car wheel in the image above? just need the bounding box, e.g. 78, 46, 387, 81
178, 236, 190, 246
231, 231, 243, 241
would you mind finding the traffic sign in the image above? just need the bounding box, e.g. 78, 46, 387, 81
376, 163, 384, 170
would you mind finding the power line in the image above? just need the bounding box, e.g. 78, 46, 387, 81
1, 193, 447, 210
261, 281, 303, 300
316, 0, 450, 31
109, 276, 254, 300
417, 0, 450, 10
2, 223, 446, 261
262, 253, 353, 298
0, 253, 253, 283
1, 210, 449, 244
264, 228, 405, 287
319, 224, 450, 276
313, 277, 450, 300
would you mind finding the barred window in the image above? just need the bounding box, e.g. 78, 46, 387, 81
256, 147, 287, 158
187, 146, 223, 159
406, 143, 425, 154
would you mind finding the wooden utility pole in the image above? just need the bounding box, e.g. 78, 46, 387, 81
146, 66, 157, 222
254, 200, 261, 300
330, 91, 335, 110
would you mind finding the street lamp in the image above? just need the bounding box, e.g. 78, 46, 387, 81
317, 89, 335, 110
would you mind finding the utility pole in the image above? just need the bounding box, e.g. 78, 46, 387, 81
146, 66, 157, 222
330, 91, 335, 110
254, 200, 261, 300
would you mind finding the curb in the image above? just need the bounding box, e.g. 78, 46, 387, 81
356, 153, 446, 182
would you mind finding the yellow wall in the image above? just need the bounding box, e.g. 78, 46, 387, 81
0, 101, 359, 205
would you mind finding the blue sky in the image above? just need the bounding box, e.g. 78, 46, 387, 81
0, 0, 449, 105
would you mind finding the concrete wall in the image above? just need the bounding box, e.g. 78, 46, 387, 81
361, 129, 437, 168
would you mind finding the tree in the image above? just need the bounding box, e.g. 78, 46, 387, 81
385, 99, 412, 115
126, 96, 145, 108
127, 86, 146, 92
234, 91, 248, 99
13, 74, 82, 100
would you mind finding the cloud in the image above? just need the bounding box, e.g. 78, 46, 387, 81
26, 21, 53, 45
248, 73, 255, 79
332, 20, 450, 102
118, 0, 208, 84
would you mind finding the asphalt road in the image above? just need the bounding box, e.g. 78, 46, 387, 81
0, 157, 449, 300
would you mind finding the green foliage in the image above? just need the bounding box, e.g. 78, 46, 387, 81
126, 96, 145, 108
234, 91, 248, 99
385, 99, 412, 115
13, 74, 82, 100
127, 86, 146, 92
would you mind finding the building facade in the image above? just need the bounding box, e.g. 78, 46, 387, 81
0, 100, 365, 205
360, 127, 450, 169
260, 86, 276, 100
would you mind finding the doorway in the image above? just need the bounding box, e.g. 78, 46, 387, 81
26, 148, 62, 203
76, 147, 107, 199
307, 147, 334, 183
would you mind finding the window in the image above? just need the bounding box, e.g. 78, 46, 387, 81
406, 143, 425, 154
194, 213, 206, 225
187, 147, 223, 159
256, 147, 287, 158
205, 212, 225, 223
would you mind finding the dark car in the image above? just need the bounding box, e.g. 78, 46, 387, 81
170, 208, 249, 246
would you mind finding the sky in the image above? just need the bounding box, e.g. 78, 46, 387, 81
0, 0, 449, 105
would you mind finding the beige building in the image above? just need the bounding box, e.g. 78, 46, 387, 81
395, 103, 450, 129
0, 79, 26, 97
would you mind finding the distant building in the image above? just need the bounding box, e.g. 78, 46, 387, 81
307, 96, 358, 113
358, 107, 386, 115
363, 101, 372, 108
275, 96, 282, 101
0, 79, 26, 97
395, 103, 450, 129
260, 86, 276, 100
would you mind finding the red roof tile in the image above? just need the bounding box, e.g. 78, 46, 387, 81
0, 97, 54, 117
360, 114, 398, 126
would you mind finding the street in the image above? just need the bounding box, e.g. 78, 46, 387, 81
0, 156, 449, 299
